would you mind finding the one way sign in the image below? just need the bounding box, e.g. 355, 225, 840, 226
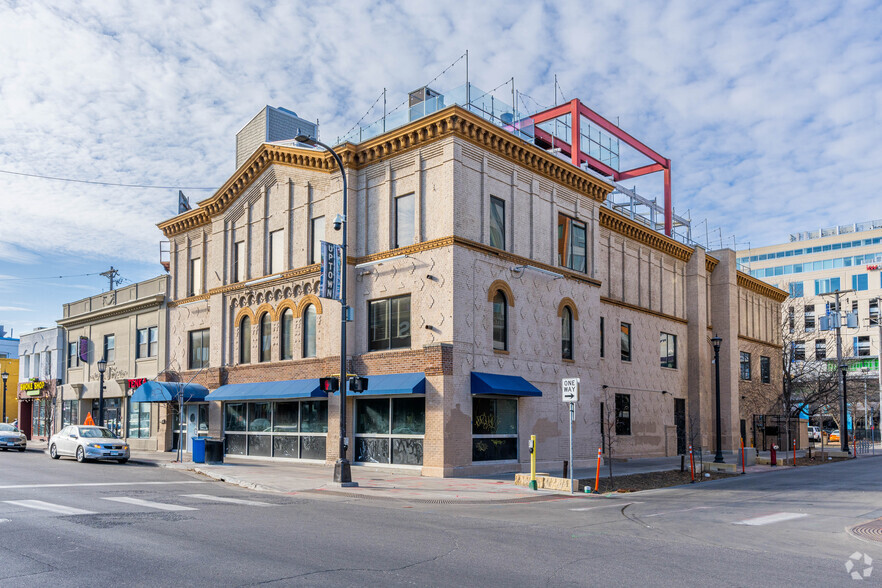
562, 378, 580, 403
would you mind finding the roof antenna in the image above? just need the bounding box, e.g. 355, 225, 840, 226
100, 266, 121, 291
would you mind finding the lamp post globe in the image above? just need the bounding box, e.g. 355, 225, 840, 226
296, 134, 353, 485
711, 336, 724, 463
1, 370, 8, 424
97, 357, 107, 428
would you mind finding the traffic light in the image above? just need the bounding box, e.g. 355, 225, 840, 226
319, 377, 339, 392
349, 376, 369, 393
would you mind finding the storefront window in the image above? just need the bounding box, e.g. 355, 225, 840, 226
355, 397, 425, 465
127, 398, 151, 438
92, 398, 122, 437
472, 397, 518, 461
223, 400, 327, 459
62, 400, 79, 427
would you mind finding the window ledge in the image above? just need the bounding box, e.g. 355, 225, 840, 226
562, 358, 575, 364
493, 349, 510, 355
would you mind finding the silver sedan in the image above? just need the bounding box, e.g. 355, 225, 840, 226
48, 425, 130, 463
0, 423, 27, 451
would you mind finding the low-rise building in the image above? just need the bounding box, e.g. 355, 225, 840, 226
17, 327, 64, 440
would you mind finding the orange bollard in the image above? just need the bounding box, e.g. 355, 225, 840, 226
793, 439, 796, 466
593, 447, 602, 493
689, 445, 695, 483
741, 438, 746, 474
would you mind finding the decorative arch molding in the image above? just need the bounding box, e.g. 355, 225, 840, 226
254, 303, 276, 322
276, 299, 297, 320
487, 279, 514, 307
234, 307, 255, 328
557, 298, 579, 321
297, 294, 324, 317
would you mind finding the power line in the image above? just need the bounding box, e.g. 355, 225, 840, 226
0, 271, 105, 282
0, 169, 216, 190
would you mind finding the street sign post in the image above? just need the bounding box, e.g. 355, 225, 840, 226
562, 378, 580, 493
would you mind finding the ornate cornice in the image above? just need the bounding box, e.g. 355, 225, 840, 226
57, 294, 166, 327
705, 255, 719, 273
157, 105, 615, 238
600, 296, 688, 325
351, 236, 455, 265
168, 293, 210, 307
738, 334, 782, 349
598, 208, 693, 262
737, 272, 788, 303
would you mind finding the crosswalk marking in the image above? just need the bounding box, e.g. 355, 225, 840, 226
4, 500, 95, 516
734, 512, 808, 526
182, 494, 273, 507
102, 497, 197, 511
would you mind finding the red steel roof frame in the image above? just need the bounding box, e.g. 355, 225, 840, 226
529, 99, 673, 236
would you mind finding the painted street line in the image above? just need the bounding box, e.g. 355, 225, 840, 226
182, 494, 273, 507
570, 502, 643, 511
0, 481, 206, 490
734, 512, 809, 526
102, 497, 197, 511
644, 506, 712, 518
0, 518, 10, 523
4, 500, 95, 516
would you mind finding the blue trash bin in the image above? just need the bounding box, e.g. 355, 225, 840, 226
192, 437, 206, 463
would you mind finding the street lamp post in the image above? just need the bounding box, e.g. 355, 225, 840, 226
712, 336, 724, 463
1, 370, 8, 423
295, 133, 353, 485
97, 357, 107, 427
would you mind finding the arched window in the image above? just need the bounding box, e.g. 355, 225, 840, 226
303, 304, 317, 358
259, 312, 271, 362
280, 308, 293, 361
239, 316, 251, 364
561, 306, 573, 360
492, 292, 507, 351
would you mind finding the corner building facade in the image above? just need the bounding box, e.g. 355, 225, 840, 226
159, 105, 785, 476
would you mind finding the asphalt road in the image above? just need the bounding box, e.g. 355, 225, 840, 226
1, 448, 880, 587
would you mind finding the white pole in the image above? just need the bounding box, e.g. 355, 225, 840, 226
569, 403, 574, 494
877, 299, 881, 444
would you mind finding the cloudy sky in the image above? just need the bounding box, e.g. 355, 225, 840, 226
1, 0, 880, 338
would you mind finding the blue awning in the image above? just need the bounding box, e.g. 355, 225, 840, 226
471, 372, 542, 397
130, 381, 209, 403
357, 372, 425, 396
205, 379, 327, 402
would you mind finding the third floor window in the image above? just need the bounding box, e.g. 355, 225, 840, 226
489, 196, 505, 250
558, 214, 587, 273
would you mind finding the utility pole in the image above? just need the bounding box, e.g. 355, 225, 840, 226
877, 296, 882, 442
834, 291, 850, 453
100, 266, 120, 291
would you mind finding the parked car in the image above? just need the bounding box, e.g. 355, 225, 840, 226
0, 423, 27, 451
48, 425, 129, 463
829, 430, 840, 443
808, 426, 821, 441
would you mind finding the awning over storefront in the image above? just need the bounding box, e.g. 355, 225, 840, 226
470, 372, 542, 397
358, 372, 426, 396
130, 381, 210, 403
205, 379, 327, 402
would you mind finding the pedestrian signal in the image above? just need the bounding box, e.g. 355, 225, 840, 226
319, 377, 339, 392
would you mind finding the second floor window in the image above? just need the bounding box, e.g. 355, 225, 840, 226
493, 292, 507, 351
489, 196, 505, 250
395, 194, 415, 249
233, 241, 245, 282
259, 313, 272, 362
561, 306, 573, 360
239, 316, 251, 364
620, 322, 631, 362
369, 295, 411, 351
280, 309, 293, 361
103, 334, 115, 363
760, 356, 771, 383
660, 332, 677, 368
310, 217, 325, 265
137, 327, 158, 359
303, 304, 317, 358
558, 214, 587, 273
68, 342, 78, 368
269, 230, 284, 274
189, 257, 203, 296
740, 351, 751, 380
189, 329, 210, 370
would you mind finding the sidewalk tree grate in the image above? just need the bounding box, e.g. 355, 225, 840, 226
305, 489, 571, 505
849, 518, 882, 543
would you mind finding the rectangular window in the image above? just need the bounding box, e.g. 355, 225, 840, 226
557, 214, 587, 273
740, 351, 751, 380
233, 241, 245, 282
310, 217, 324, 265
788, 307, 795, 334
600, 317, 605, 358
67, 342, 78, 368
870, 300, 879, 326
127, 398, 151, 438
788, 282, 804, 298
189, 257, 203, 296
855, 336, 871, 357
760, 356, 771, 383
148, 326, 158, 358
269, 229, 284, 274
62, 400, 79, 427
103, 334, 115, 363
852, 273, 869, 291
137, 328, 148, 359
804, 305, 815, 332
394, 194, 415, 249
620, 322, 631, 362
489, 196, 505, 250
472, 397, 518, 461
815, 339, 827, 360
793, 340, 805, 361
224, 400, 328, 459
814, 277, 840, 295
660, 332, 677, 369
368, 295, 411, 351
355, 397, 425, 465
615, 393, 631, 436
188, 329, 210, 369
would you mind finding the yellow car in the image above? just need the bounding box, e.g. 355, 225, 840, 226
828, 430, 840, 443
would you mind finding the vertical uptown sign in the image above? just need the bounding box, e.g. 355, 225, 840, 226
318, 240, 343, 301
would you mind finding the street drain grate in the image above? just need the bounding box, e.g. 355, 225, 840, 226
304, 489, 570, 505
850, 518, 882, 543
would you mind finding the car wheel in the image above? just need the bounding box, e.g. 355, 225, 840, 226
50, 444, 60, 459
18, 447, 26, 452
76, 446, 86, 463
117, 458, 128, 464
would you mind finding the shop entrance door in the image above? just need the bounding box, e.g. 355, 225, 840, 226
19, 401, 32, 439
674, 398, 686, 455
186, 405, 199, 453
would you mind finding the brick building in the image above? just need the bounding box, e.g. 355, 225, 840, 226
156, 91, 784, 476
